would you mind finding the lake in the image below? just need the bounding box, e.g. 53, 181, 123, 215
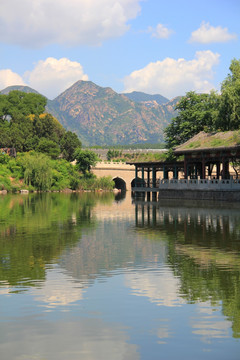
0, 192, 240, 360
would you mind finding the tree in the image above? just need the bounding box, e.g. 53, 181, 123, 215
164, 91, 220, 149
22, 153, 52, 191
0, 91, 47, 119
74, 148, 99, 174
60, 131, 82, 161
216, 58, 240, 131
33, 114, 65, 142
37, 138, 61, 159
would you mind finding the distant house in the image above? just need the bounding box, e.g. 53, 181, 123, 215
0, 148, 17, 157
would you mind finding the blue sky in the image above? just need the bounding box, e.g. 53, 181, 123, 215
0, 0, 239, 99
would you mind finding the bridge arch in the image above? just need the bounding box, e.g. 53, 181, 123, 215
131, 177, 146, 188
92, 162, 135, 191
113, 177, 126, 191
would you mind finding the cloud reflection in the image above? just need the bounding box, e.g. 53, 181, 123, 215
191, 302, 232, 343
0, 317, 139, 360
31, 267, 85, 308
125, 267, 185, 307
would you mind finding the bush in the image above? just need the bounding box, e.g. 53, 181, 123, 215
22, 153, 52, 191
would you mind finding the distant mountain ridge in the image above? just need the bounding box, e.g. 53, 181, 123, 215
1, 81, 179, 146
123, 91, 169, 105
0, 85, 41, 95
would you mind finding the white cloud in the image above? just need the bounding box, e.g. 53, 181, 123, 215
0, 58, 89, 99
0, 0, 142, 48
0, 69, 25, 90
148, 23, 174, 39
190, 22, 237, 44
123, 51, 220, 98
24, 57, 89, 99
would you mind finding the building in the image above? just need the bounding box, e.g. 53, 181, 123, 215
128, 131, 240, 201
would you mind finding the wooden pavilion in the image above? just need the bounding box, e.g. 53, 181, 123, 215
128, 131, 240, 201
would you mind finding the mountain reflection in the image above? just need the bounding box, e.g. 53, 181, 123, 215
1, 192, 240, 346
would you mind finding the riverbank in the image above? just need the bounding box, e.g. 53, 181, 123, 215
0, 152, 115, 193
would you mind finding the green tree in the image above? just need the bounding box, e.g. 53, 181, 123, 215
164, 91, 220, 148
74, 148, 99, 174
37, 138, 61, 159
33, 114, 65, 143
0, 91, 47, 119
216, 58, 240, 130
60, 131, 82, 161
22, 153, 52, 190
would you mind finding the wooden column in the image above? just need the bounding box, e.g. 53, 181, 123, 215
216, 162, 220, 179
202, 159, 205, 179
152, 167, 156, 188
184, 158, 187, 179
135, 166, 138, 181
142, 166, 145, 186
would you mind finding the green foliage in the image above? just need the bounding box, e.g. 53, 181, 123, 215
22, 153, 53, 191
107, 149, 122, 160
165, 59, 240, 149
74, 148, 99, 174
216, 58, 240, 131
60, 131, 82, 161
37, 138, 60, 159
0, 90, 47, 118
164, 91, 220, 149
0, 90, 81, 161
0, 153, 10, 164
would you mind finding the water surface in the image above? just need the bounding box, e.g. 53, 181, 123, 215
0, 192, 239, 359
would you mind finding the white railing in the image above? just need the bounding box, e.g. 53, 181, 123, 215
159, 178, 240, 191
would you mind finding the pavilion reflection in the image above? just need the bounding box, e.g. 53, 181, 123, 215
134, 199, 240, 251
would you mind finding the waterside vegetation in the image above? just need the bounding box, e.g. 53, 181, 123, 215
0, 90, 114, 193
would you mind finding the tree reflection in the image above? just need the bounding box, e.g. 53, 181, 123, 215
134, 200, 240, 338
0, 192, 114, 288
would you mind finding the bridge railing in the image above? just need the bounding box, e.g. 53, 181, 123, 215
158, 178, 240, 191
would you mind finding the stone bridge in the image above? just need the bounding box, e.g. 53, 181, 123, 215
92, 162, 135, 191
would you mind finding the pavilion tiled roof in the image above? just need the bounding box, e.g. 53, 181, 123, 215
174, 131, 240, 154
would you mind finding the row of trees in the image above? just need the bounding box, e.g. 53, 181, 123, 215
164, 58, 240, 148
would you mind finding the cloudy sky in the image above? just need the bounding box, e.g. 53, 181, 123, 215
0, 0, 239, 99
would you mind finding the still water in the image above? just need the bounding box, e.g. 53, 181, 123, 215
0, 192, 240, 360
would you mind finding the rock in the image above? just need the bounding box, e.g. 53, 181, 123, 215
20, 189, 29, 194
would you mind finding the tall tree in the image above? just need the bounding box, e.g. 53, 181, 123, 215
216, 58, 240, 131
60, 131, 82, 161
164, 91, 219, 148
74, 148, 99, 174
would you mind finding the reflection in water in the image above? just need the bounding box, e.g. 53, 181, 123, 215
1, 317, 139, 360
0, 193, 240, 359
134, 199, 240, 339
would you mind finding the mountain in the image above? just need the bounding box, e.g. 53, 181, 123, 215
47, 81, 178, 146
1, 81, 179, 146
123, 91, 169, 106
0, 85, 41, 95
